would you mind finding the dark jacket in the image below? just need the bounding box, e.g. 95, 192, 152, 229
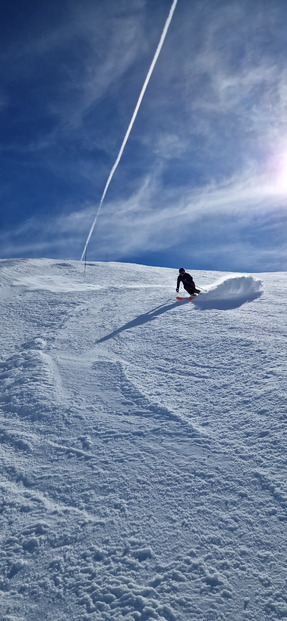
177, 271, 200, 294
177, 271, 195, 290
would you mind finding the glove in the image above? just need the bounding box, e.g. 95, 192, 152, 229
176, 288, 179, 292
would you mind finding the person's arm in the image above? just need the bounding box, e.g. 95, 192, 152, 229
176, 275, 181, 292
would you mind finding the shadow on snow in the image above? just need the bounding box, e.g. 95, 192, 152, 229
96, 284, 262, 343
97, 300, 178, 343
193, 289, 262, 311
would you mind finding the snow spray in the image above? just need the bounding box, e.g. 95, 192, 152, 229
81, 0, 178, 262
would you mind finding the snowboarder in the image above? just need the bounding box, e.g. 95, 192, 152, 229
176, 268, 200, 296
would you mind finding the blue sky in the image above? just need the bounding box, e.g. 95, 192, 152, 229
1, 0, 287, 272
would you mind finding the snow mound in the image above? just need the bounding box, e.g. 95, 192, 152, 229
0, 337, 65, 420
195, 276, 262, 310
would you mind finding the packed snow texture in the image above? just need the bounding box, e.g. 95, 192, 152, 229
0, 259, 286, 621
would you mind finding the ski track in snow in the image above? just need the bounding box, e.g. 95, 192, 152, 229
0, 259, 287, 620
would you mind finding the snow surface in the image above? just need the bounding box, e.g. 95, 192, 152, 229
0, 258, 286, 621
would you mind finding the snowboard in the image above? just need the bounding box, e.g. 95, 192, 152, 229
176, 295, 196, 301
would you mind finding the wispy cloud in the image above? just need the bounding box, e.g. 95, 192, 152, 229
1, 160, 286, 270
2, 0, 287, 270
140, 1, 287, 161
1, 1, 148, 151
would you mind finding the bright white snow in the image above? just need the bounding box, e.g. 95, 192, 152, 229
0, 258, 286, 621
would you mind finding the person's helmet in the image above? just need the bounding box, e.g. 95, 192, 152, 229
179, 268, 185, 274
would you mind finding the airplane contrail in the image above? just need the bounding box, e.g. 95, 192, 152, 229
81, 0, 179, 261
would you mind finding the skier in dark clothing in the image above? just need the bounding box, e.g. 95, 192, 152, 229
176, 268, 201, 296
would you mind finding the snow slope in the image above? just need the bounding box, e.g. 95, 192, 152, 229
0, 259, 286, 621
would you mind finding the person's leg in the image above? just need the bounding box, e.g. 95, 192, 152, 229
184, 285, 195, 295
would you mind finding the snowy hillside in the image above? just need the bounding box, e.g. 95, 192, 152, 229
0, 259, 286, 621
